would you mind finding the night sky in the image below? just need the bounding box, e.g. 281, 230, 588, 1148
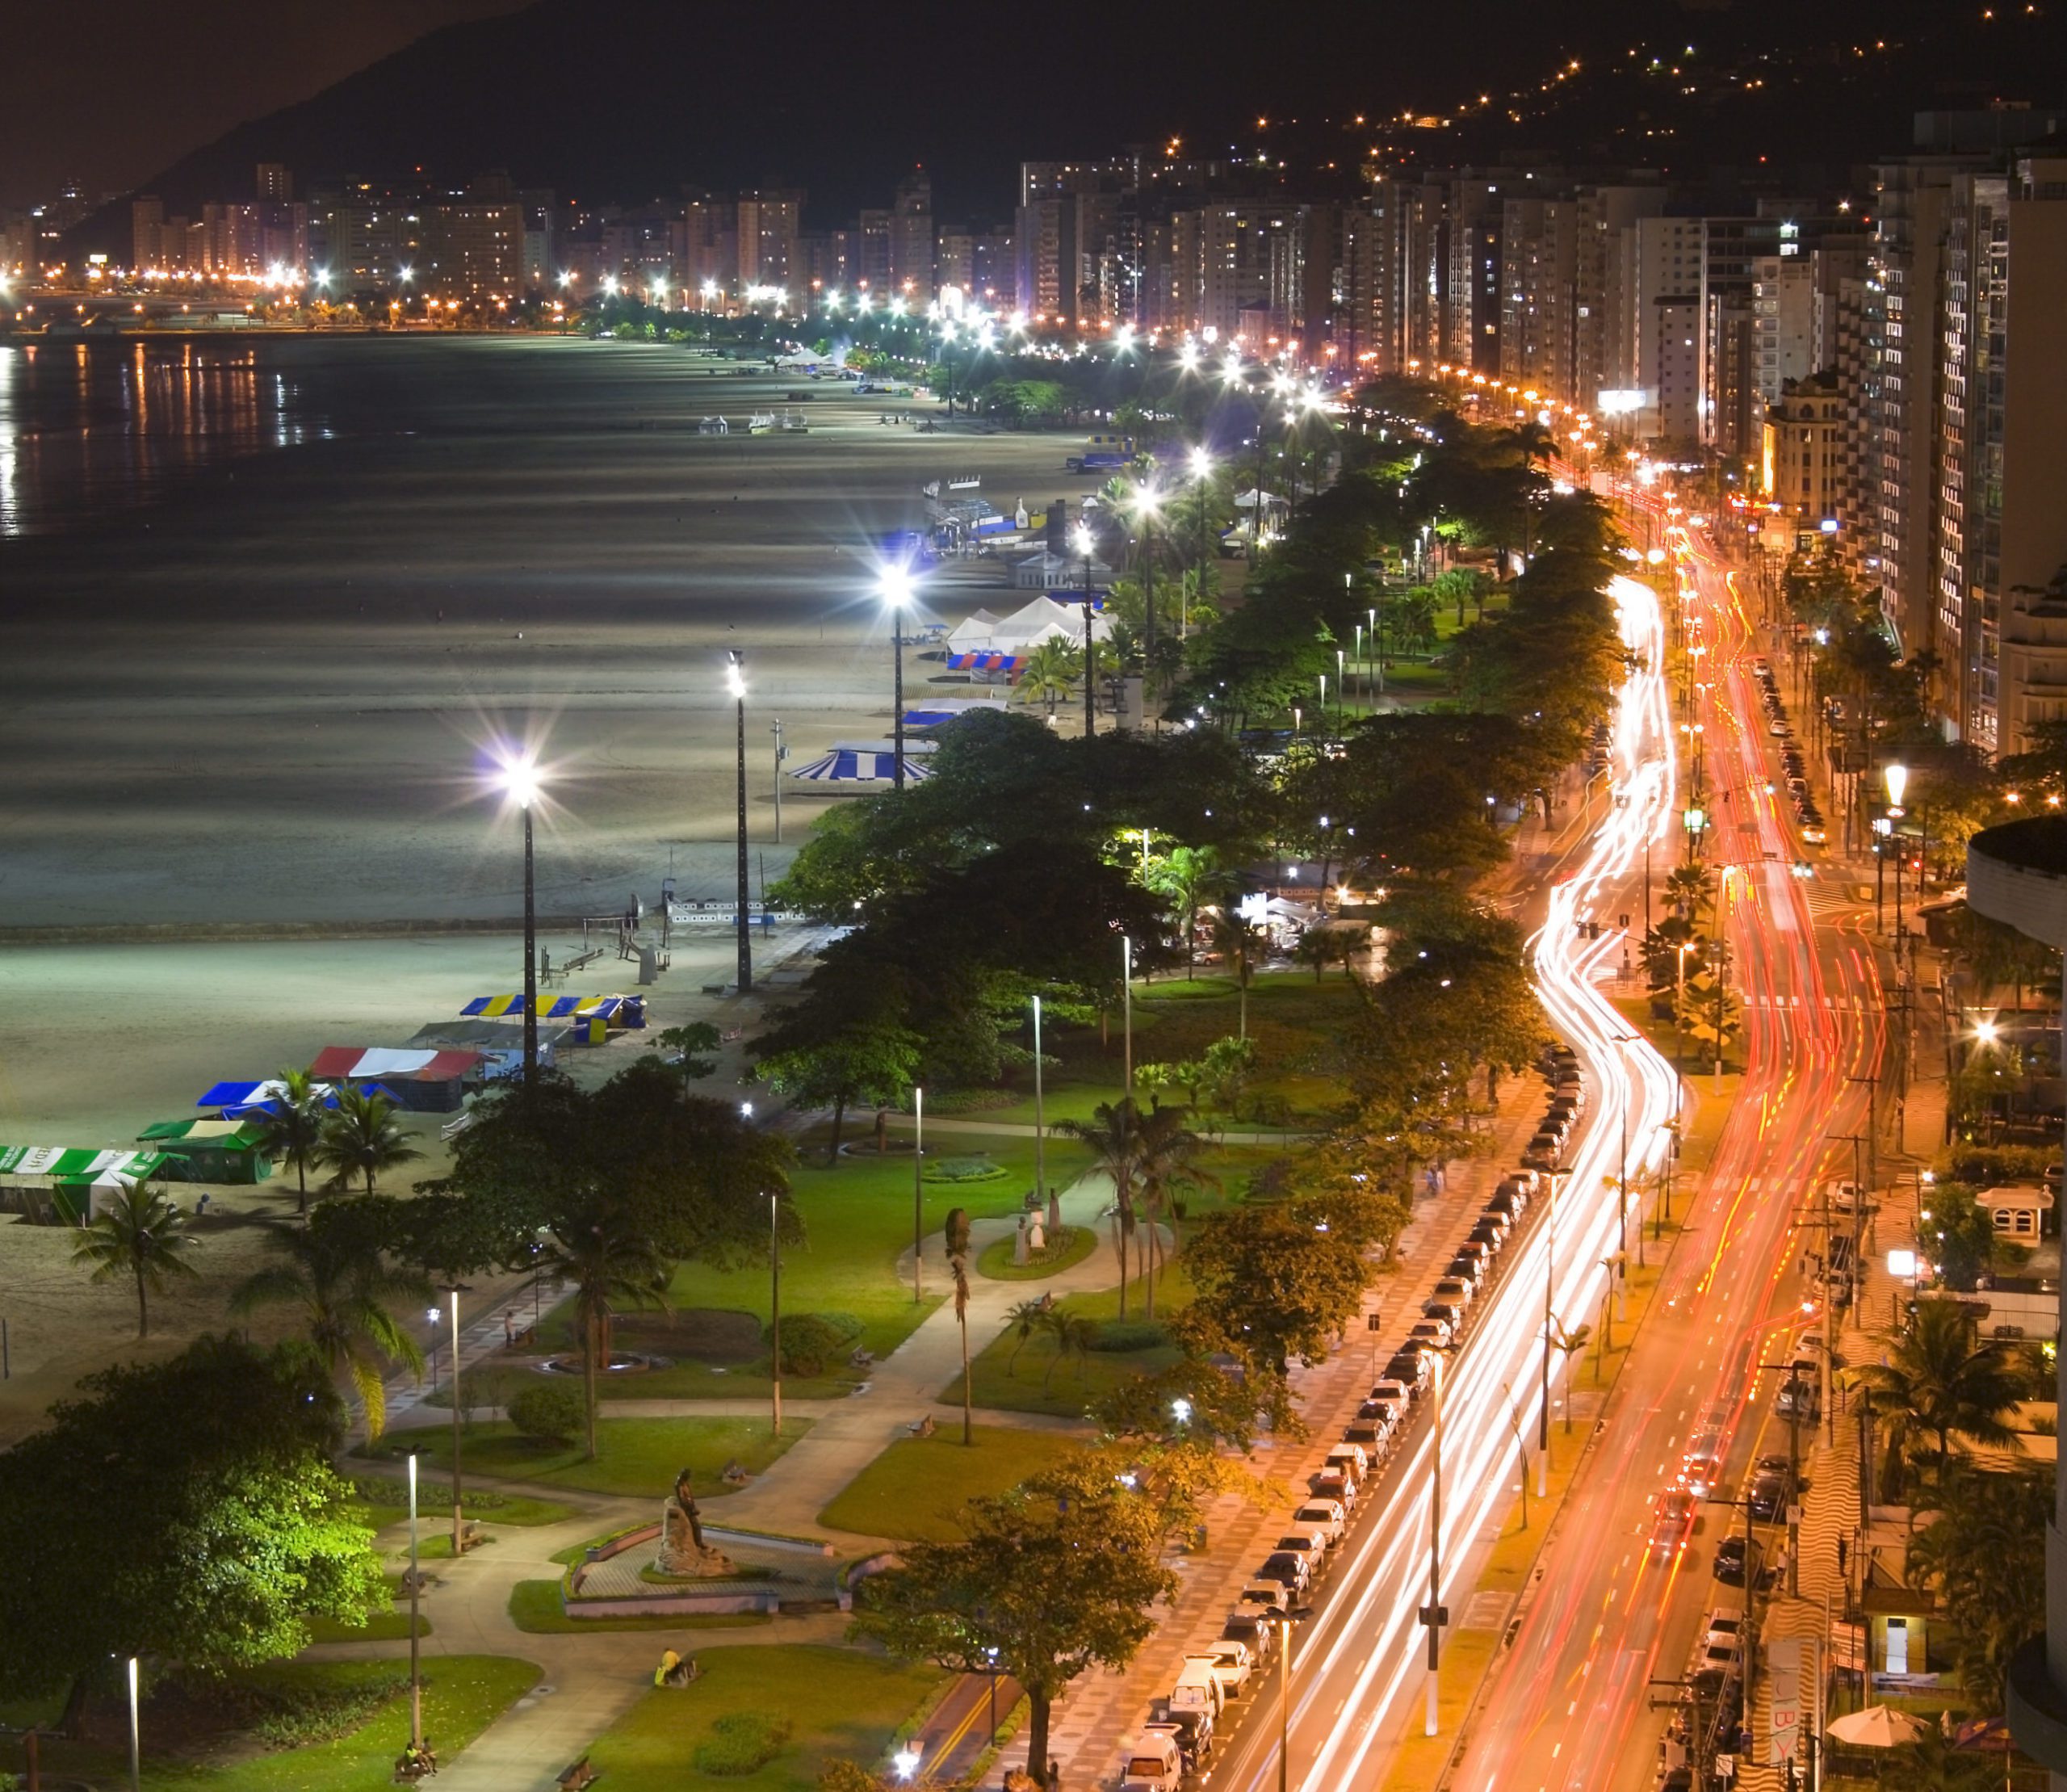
2, 0, 519, 208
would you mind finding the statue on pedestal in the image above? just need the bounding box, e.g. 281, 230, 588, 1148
657, 1468, 736, 1578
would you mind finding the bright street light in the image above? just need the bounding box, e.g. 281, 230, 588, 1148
880, 568, 914, 791
496, 751, 543, 1077
1883, 762, 1909, 808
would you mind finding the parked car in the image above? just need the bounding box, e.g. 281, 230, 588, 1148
1366, 1379, 1413, 1420
1151, 1706, 1212, 1773
1276, 1531, 1330, 1572
1447, 1253, 1487, 1290
1323, 1444, 1369, 1488
1712, 1535, 1761, 1585
1386, 1349, 1435, 1393
1422, 1299, 1467, 1332
1221, 1609, 1277, 1664
1200, 1639, 1254, 1696
1747, 1463, 1791, 1522
1237, 1580, 1291, 1616
1293, 1500, 1346, 1545
1341, 1418, 1390, 1454
1308, 1469, 1356, 1510
1432, 1277, 1476, 1312
1256, 1551, 1310, 1596
1407, 1318, 1456, 1353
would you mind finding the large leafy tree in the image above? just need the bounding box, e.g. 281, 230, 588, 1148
0, 1336, 385, 1728
850, 1470, 1178, 1788
409, 1064, 795, 1278
70, 1178, 198, 1338
1175, 1202, 1371, 1375
230, 1199, 430, 1439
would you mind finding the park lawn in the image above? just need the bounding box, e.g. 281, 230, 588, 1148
952, 1281, 1189, 1421
517, 1136, 1093, 1400
507, 1580, 772, 1635
971, 974, 1355, 1132
305, 1574, 426, 1644
818, 1426, 1084, 1543
0, 1656, 537, 1792
581, 1644, 942, 1792
358, 1416, 811, 1500
352, 1470, 581, 1531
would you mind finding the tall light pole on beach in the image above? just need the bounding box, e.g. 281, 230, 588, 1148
728, 652, 753, 993
497, 753, 542, 1081
881, 566, 913, 790
1074, 523, 1099, 737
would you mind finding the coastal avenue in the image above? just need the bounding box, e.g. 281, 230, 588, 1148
1206, 566, 1683, 1790
1440, 514, 1889, 1792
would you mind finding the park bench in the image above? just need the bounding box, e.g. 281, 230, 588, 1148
556, 1760, 599, 1790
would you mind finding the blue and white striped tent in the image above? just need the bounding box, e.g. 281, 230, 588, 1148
195, 1079, 393, 1119
790, 740, 937, 786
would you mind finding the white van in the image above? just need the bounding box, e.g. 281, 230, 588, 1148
1120, 1727, 1184, 1792
1171, 1656, 1226, 1719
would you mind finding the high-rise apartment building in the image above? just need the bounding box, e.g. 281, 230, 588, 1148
890, 170, 934, 300
736, 189, 803, 293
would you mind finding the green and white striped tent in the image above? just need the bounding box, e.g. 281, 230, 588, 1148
0, 1146, 170, 1223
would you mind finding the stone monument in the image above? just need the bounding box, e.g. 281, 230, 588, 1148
656, 1468, 736, 1577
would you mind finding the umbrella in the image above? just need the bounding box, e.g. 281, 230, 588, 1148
1826, 1705, 1930, 1747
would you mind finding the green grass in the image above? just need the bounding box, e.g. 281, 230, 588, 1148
975, 1224, 1097, 1280
818, 1426, 1084, 1542
305, 1574, 427, 1644
582, 1644, 942, 1792
358, 1416, 812, 1500
953, 1281, 1188, 1419
352, 1471, 581, 1530
506, 1579, 774, 1635
969, 976, 1356, 1133
0, 1656, 537, 1791
505, 1136, 1092, 1404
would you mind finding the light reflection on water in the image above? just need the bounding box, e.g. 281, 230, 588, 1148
0, 338, 325, 538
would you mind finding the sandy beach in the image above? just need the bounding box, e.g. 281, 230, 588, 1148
0, 334, 1086, 927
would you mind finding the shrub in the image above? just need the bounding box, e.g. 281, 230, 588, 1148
820, 1763, 887, 1792
769, 1313, 851, 1378
1088, 1320, 1168, 1353
507, 1382, 586, 1445
694, 1711, 794, 1775
245, 1670, 410, 1749
922, 1155, 1008, 1184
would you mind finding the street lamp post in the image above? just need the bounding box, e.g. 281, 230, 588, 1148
447, 1291, 464, 1555
728, 653, 752, 994
1539, 1169, 1557, 1497
1032, 996, 1046, 1218
1189, 447, 1213, 640
769, 1193, 782, 1435
1422, 1350, 1448, 1736
881, 568, 913, 790
407, 1452, 424, 1751
1075, 524, 1098, 737
499, 755, 542, 1081
912, 1086, 924, 1302
1885, 763, 1909, 951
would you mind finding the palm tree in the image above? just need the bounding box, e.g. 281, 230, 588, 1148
1130, 1103, 1218, 1318
1004, 1297, 1050, 1378
1148, 846, 1225, 976
1040, 1308, 1098, 1397
1850, 1299, 2023, 1504
71, 1179, 199, 1339
1058, 1099, 1143, 1320
1017, 638, 1079, 717
534, 1198, 674, 1460
1662, 864, 1714, 923
252, 1067, 328, 1212
315, 1087, 423, 1196
1209, 909, 1264, 1040
231, 1221, 430, 1438
950, 1253, 974, 1446
1549, 1317, 1591, 1430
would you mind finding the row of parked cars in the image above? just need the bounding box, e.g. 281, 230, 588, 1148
1754, 659, 1826, 845
1122, 1044, 1587, 1790
1523, 1041, 1587, 1171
